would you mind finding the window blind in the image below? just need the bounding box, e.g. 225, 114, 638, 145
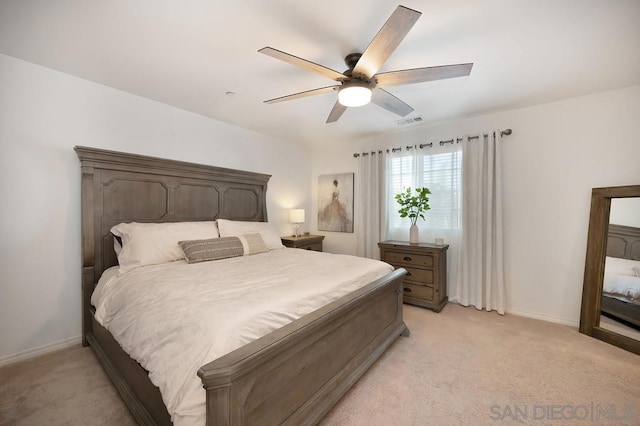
388, 150, 462, 230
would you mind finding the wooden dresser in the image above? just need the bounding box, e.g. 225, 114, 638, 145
378, 240, 448, 312
281, 234, 325, 252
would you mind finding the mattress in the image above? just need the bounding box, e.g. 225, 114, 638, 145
92, 248, 393, 426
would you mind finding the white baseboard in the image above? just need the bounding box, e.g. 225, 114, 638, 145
506, 308, 579, 328
446, 299, 580, 328
0, 336, 82, 367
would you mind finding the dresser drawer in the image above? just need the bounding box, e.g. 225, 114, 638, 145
379, 241, 448, 312
385, 251, 434, 267
403, 266, 433, 285
402, 283, 434, 301
299, 242, 322, 251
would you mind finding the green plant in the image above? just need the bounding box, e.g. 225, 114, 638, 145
395, 187, 431, 226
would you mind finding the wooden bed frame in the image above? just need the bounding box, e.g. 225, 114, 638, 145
602, 224, 640, 329
75, 146, 408, 425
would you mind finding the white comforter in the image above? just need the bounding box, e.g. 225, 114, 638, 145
92, 248, 393, 426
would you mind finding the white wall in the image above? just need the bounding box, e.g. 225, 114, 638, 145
0, 54, 312, 364
311, 85, 640, 326
610, 198, 640, 228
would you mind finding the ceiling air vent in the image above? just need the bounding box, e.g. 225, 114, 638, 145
395, 116, 424, 126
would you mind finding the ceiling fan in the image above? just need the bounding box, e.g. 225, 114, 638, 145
259, 5, 473, 124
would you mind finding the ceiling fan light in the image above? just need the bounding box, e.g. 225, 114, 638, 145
338, 85, 372, 107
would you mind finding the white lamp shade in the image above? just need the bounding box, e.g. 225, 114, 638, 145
289, 209, 305, 224
338, 85, 372, 107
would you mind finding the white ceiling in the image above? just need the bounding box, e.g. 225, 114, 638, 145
1, 0, 639, 148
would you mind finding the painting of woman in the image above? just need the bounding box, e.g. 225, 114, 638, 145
318, 173, 353, 232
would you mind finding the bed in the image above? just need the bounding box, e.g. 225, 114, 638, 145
75, 146, 408, 425
602, 224, 640, 330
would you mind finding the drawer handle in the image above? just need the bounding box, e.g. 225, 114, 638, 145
403, 256, 412, 261
403, 287, 412, 293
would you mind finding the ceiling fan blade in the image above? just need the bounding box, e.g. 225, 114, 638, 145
371, 88, 414, 117
352, 6, 421, 80
375, 63, 473, 87
264, 85, 340, 104
259, 47, 346, 81
326, 101, 348, 123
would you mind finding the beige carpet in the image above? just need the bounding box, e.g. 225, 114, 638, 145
1, 304, 639, 425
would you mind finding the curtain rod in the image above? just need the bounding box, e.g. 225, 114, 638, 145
353, 128, 513, 158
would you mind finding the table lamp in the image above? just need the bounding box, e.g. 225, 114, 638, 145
289, 209, 305, 237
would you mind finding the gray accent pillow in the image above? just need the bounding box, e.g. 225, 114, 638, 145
179, 237, 244, 264
179, 233, 269, 263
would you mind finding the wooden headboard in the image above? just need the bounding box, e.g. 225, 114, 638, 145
75, 146, 271, 344
607, 224, 640, 261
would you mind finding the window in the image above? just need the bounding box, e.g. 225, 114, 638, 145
388, 149, 462, 231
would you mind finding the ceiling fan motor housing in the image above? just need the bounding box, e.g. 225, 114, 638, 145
345, 53, 363, 70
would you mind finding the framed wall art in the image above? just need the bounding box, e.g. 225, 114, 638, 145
317, 172, 354, 233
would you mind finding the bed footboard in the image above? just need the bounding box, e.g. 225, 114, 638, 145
198, 268, 408, 425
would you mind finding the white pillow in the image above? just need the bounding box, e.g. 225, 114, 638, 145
216, 219, 284, 250
113, 239, 122, 256
111, 221, 219, 272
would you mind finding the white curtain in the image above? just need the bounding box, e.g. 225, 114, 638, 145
356, 151, 387, 259
452, 131, 506, 314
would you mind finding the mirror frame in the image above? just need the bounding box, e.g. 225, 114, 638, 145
579, 184, 640, 355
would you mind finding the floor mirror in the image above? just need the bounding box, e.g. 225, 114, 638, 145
579, 185, 640, 355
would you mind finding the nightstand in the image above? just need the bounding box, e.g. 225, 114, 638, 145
378, 240, 448, 312
281, 234, 325, 252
